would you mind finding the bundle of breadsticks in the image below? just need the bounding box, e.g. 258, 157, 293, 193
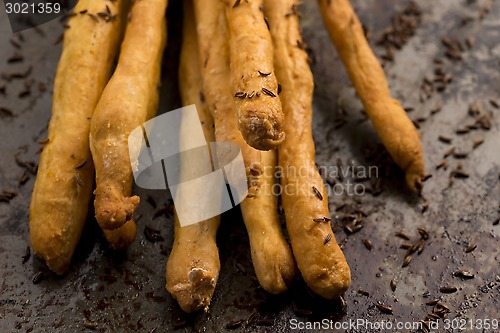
168, 0, 425, 311
30, 0, 424, 315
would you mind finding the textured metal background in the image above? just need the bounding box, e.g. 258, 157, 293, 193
0, 0, 499, 332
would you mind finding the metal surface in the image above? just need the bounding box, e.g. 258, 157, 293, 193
1, 0, 499, 332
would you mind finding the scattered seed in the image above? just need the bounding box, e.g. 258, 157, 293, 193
7, 52, 24, 63
465, 243, 477, 253
258, 70, 271, 76
88, 13, 99, 23
312, 186, 323, 200
453, 152, 468, 159
18, 171, 29, 186
443, 147, 455, 158
76, 160, 87, 169
313, 217, 331, 223
395, 231, 410, 240
439, 286, 457, 293
225, 319, 244, 329
324, 234, 332, 245
402, 255, 412, 267
292, 302, 313, 316
426, 299, 439, 306
54, 34, 64, 45
362, 239, 372, 251
417, 239, 426, 254
376, 303, 393, 314
247, 90, 255, 98
472, 138, 484, 149
232, 0, 241, 8
400, 242, 413, 249
261, 87, 276, 97
100, 275, 117, 282
0, 107, 14, 117
236, 262, 246, 274
453, 270, 474, 279
255, 319, 274, 326
144, 226, 164, 242
438, 136, 452, 144
234, 91, 246, 99
80, 9, 88, 14
451, 169, 469, 178
390, 279, 397, 291
83, 321, 97, 329
277, 83, 282, 95
32, 272, 45, 284
74, 172, 83, 187
22, 246, 30, 264
435, 160, 449, 170
418, 228, 429, 240
357, 289, 370, 296
430, 103, 442, 114
489, 99, 499, 109
493, 218, 499, 226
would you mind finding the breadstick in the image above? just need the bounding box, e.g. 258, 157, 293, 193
226, 0, 285, 151
240, 150, 296, 294
265, 0, 351, 299
165, 0, 220, 313
29, 0, 127, 275
318, 0, 425, 192
193, 0, 295, 294
90, 0, 168, 231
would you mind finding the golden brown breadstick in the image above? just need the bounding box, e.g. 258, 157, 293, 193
193, 0, 295, 294
240, 150, 296, 294
165, 0, 221, 313
226, 0, 285, 151
318, 0, 425, 192
29, 0, 127, 275
90, 0, 168, 231
265, 0, 351, 299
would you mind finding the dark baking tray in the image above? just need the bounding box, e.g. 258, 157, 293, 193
0, 0, 499, 332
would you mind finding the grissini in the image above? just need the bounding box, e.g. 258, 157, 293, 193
166, 0, 221, 313
226, 0, 285, 151
29, 0, 127, 275
318, 0, 425, 192
265, 0, 351, 299
90, 0, 168, 232
193, 0, 295, 294
240, 150, 296, 294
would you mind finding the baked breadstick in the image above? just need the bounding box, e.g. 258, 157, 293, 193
165, 0, 220, 313
318, 0, 425, 192
226, 0, 285, 151
90, 0, 168, 231
240, 150, 296, 294
29, 0, 127, 275
265, 0, 351, 299
193, 0, 295, 294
